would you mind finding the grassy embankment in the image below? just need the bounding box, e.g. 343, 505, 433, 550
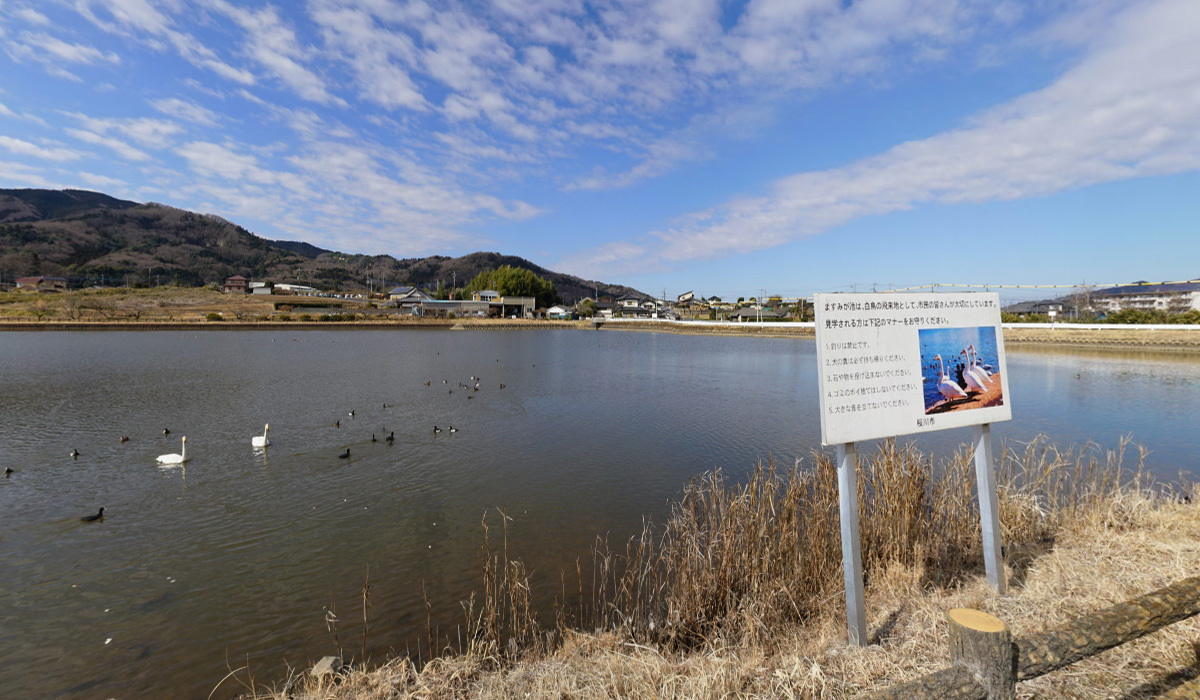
0, 288, 587, 329
4, 289, 1200, 351
233, 438, 1199, 700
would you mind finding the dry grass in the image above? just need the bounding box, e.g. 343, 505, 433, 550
0, 286, 276, 321
242, 438, 1200, 699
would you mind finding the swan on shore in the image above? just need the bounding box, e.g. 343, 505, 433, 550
969, 344, 993, 378
960, 349, 990, 392
935, 354, 969, 404
157, 437, 188, 465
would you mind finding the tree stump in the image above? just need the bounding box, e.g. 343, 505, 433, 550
948, 609, 1016, 700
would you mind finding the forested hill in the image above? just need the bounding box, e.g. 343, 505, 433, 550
0, 188, 646, 302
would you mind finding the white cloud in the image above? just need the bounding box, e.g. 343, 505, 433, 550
75, 0, 256, 84
15, 8, 53, 27
0, 135, 84, 161
208, 0, 345, 106
0, 160, 63, 188
549, 0, 1190, 279
14, 31, 121, 64
149, 97, 220, 126
61, 113, 182, 156
309, 0, 428, 111
177, 141, 285, 185
77, 171, 128, 188
63, 127, 150, 161
608, 0, 1200, 267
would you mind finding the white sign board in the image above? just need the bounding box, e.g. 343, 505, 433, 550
814, 292, 1011, 445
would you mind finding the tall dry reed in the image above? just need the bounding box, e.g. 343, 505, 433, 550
470, 435, 1145, 656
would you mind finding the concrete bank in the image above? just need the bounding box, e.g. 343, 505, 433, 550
4, 318, 1200, 353
0, 319, 593, 332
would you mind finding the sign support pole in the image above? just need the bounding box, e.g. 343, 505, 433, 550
972, 424, 1007, 594
836, 442, 867, 645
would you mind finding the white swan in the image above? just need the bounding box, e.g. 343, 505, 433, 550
935, 354, 968, 403
252, 424, 270, 448
969, 345, 992, 377
959, 349, 990, 393
966, 346, 993, 387
157, 436, 188, 465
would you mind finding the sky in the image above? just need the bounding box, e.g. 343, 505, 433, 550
1, 0, 1198, 302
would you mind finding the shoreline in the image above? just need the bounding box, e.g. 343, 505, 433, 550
3, 318, 1200, 353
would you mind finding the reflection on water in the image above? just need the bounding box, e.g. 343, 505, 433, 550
0, 330, 1197, 699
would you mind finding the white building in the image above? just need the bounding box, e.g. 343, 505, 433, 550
1090, 281, 1200, 314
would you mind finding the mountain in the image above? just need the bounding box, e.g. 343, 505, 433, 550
0, 188, 647, 302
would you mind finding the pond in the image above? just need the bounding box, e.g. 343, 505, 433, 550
1, 329, 1197, 699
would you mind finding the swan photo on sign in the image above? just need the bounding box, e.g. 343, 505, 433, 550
815, 291, 1012, 445
919, 326, 1004, 414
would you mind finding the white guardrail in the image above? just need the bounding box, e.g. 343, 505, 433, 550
599, 318, 1200, 331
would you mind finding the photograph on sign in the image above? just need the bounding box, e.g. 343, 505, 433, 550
919, 326, 1003, 414
814, 292, 1012, 445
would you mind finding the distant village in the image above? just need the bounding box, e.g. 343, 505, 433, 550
10, 274, 1200, 323
207, 275, 815, 322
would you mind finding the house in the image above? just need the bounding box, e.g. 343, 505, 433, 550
1005, 300, 1065, 317
473, 289, 500, 302
222, 275, 249, 293
1089, 281, 1200, 314
547, 305, 573, 320
677, 290, 694, 304
418, 299, 491, 317
249, 281, 273, 295
616, 295, 642, 309
389, 286, 433, 301
729, 307, 787, 322
614, 305, 652, 318
594, 301, 616, 318
15, 276, 67, 292
389, 286, 434, 313
499, 296, 535, 318
273, 283, 317, 294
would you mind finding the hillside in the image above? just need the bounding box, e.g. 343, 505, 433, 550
0, 188, 647, 302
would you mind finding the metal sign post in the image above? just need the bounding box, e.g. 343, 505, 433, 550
815, 292, 1014, 645
972, 424, 1006, 593
837, 442, 868, 646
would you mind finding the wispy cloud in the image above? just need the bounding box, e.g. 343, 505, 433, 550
572, 0, 1200, 275
75, 0, 255, 84
14, 8, 52, 27
0, 135, 84, 162
208, 0, 345, 106
149, 98, 220, 126
13, 31, 120, 64
63, 128, 150, 161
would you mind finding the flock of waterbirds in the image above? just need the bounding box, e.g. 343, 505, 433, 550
6, 372, 510, 524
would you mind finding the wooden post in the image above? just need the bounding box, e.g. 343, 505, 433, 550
972, 424, 1006, 594
837, 442, 867, 646
948, 608, 1016, 700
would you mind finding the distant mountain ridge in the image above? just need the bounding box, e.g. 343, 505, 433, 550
0, 188, 647, 302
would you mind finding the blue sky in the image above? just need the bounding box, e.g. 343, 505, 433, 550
1, 0, 1197, 302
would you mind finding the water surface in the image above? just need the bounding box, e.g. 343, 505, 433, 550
1, 329, 1197, 699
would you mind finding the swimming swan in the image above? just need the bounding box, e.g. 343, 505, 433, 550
252, 424, 270, 448
157, 436, 188, 465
